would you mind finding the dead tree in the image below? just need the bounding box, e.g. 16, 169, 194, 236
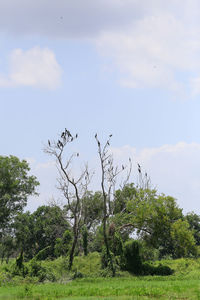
44, 129, 90, 270
95, 134, 126, 277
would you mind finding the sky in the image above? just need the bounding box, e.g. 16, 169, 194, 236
1, 0, 200, 213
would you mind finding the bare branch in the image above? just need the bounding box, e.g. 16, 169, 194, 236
44, 128, 90, 270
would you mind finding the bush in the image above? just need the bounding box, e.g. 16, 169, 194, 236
28, 259, 56, 282
121, 240, 173, 276
122, 240, 142, 274
10, 255, 28, 278
28, 259, 44, 277
142, 262, 174, 276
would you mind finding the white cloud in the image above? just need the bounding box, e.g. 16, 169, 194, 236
96, 12, 200, 93
111, 142, 200, 213
0, 47, 62, 89
190, 77, 200, 96
1, 1, 200, 93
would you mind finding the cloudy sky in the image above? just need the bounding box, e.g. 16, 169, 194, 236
1, 0, 200, 213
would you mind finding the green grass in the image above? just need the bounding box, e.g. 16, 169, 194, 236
1, 276, 200, 299
1, 255, 200, 299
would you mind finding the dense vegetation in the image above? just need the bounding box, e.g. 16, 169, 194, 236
1, 256, 200, 299
1, 129, 200, 297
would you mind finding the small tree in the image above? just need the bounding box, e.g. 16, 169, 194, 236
123, 240, 142, 274
44, 129, 91, 269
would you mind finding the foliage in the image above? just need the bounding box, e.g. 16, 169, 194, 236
1, 138, 199, 284
0, 234, 14, 263
81, 225, 88, 256
13, 205, 70, 260
1, 266, 200, 300
0, 155, 39, 231
185, 212, 200, 245
32, 205, 70, 258
81, 191, 104, 231
139, 241, 160, 261
114, 185, 186, 258
142, 262, 173, 276
101, 246, 115, 270
13, 212, 35, 259
170, 219, 197, 258
54, 229, 72, 258
122, 240, 142, 274
109, 231, 124, 258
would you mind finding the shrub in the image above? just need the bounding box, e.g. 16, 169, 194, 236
142, 262, 174, 276
122, 240, 142, 274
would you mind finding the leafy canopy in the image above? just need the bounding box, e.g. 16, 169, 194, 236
0, 155, 39, 230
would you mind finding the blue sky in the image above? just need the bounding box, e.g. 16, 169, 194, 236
1, 0, 200, 213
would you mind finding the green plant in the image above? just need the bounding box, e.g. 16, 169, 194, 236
122, 240, 142, 274
142, 262, 174, 276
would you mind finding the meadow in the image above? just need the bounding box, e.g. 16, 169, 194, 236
1, 254, 200, 299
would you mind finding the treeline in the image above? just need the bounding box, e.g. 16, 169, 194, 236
1, 130, 200, 277
1, 189, 200, 272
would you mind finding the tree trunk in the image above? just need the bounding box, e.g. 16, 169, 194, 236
103, 217, 115, 277
68, 234, 78, 270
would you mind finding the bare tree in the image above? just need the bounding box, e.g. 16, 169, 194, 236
95, 134, 127, 276
44, 129, 90, 270
137, 163, 151, 190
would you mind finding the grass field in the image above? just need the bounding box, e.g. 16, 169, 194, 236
1, 255, 200, 299
1, 276, 200, 299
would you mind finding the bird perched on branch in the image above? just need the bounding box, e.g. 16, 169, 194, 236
137, 163, 141, 173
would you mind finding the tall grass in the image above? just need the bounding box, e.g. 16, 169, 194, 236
0, 276, 200, 299
1, 255, 200, 299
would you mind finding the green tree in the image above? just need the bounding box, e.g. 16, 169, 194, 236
13, 206, 70, 259
54, 229, 72, 257
81, 191, 104, 231
32, 205, 70, 258
0, 233, 14, 263
0, 155, 39, 233
171, 219, 197, 258
114, 185, 183, 257
185, 212, 200, 245
14, 212, 35, 259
